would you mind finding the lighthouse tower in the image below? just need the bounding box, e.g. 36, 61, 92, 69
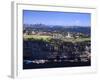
66, 32, 72, 38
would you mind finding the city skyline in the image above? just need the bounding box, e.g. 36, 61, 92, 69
23, 10, 91, 27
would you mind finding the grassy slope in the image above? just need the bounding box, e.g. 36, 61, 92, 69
23, 35, 90, 42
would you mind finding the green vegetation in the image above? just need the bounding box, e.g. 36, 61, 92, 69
24, 35, 52, 42
23, 35, 90, 43
63, 37, 90, 43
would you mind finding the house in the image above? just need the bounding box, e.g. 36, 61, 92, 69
31, 31, 36, 35
52, 33, 63, 39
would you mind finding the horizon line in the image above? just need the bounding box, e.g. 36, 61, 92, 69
23, 23, 91, 27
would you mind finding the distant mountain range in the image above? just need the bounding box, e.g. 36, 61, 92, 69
23, 24, 91, 35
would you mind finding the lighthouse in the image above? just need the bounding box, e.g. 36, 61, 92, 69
66, 32, 72, 38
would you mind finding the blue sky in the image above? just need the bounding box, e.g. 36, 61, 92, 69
23, 10, 91, 27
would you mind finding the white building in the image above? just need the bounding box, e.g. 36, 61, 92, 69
31, 31, 36, 35
52, 33, 63, 39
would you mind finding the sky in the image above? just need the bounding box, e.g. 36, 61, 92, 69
23, 10, 91, 27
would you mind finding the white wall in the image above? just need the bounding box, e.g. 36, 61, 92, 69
0, 0, 100, 80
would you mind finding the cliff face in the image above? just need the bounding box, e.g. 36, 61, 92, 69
23, 39, 90, 61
